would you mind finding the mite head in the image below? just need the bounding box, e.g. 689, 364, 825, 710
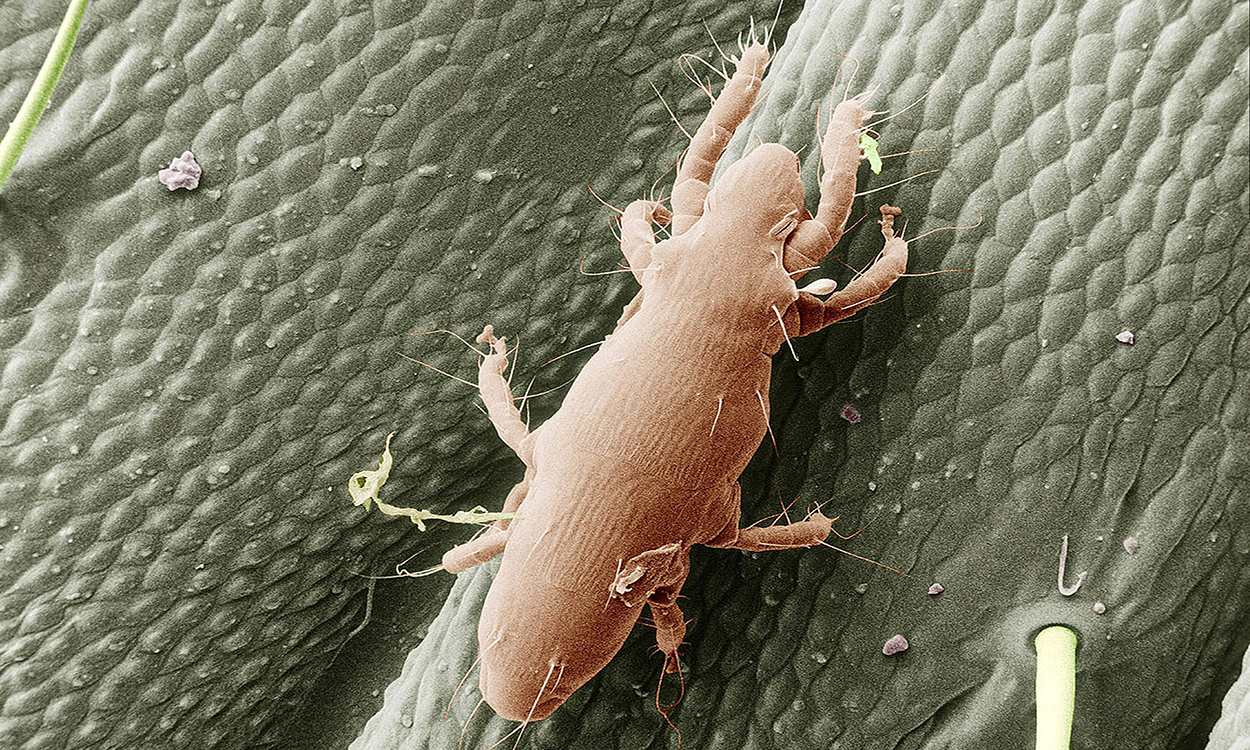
655, 142, 805, 309
705, 141, 807, 234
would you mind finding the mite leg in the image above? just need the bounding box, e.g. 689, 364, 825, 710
610, 198, 672, 331
720, 511, 835, 552
618, 199, 671, 284
705, 485, 834, 552
789, 204, 908, 337
813, 95, 872, 244
670, 40, 769, 235
442, 527, 511, 573
476, 325, 534, 467
782, 96, 872, 276
608, 543, 684, 609
648, 591, 688, 674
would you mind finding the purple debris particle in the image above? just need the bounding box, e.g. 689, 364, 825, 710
1092, 601, 1107, 615
1123, 536, 1140, 554
158, 151, 201, 190
927, 583, 944, 598
840, 404, 861, 423
1115, 330, 1135, 345
882, 634, 909, 655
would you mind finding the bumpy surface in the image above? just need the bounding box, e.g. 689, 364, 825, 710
353, 0, 1250, 749
0, 1, 801, 748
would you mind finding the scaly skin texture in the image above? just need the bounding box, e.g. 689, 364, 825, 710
354, 0, 1250, 748
0, 2, 805, 749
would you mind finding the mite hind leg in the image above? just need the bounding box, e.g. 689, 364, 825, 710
442, 526, 511, 573
648, 589, 688, 674
705, 484, 835, 551
670, 39, 770, 235
476, 325, 534, 467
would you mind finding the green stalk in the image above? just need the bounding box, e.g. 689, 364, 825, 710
1034, 625, 1078, 750
0, 0, 91, 195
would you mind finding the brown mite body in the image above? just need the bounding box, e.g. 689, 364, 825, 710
439, 38, 910, 723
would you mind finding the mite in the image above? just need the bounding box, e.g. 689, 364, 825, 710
437, 37, 910, 723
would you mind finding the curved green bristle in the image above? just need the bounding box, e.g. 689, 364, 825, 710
0, 0, 91, 195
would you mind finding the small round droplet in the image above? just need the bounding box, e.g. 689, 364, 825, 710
1092, 601, 1107, 614
882, 634, 909, 655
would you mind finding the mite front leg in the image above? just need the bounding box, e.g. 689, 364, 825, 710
618, 199, 671, 284
789, 205, 909, 337
813, 96, 872, 244
611, 199, 672, 332
782, 96, 872, 277
476, 325, 534, 467
670, 40, 769, 235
